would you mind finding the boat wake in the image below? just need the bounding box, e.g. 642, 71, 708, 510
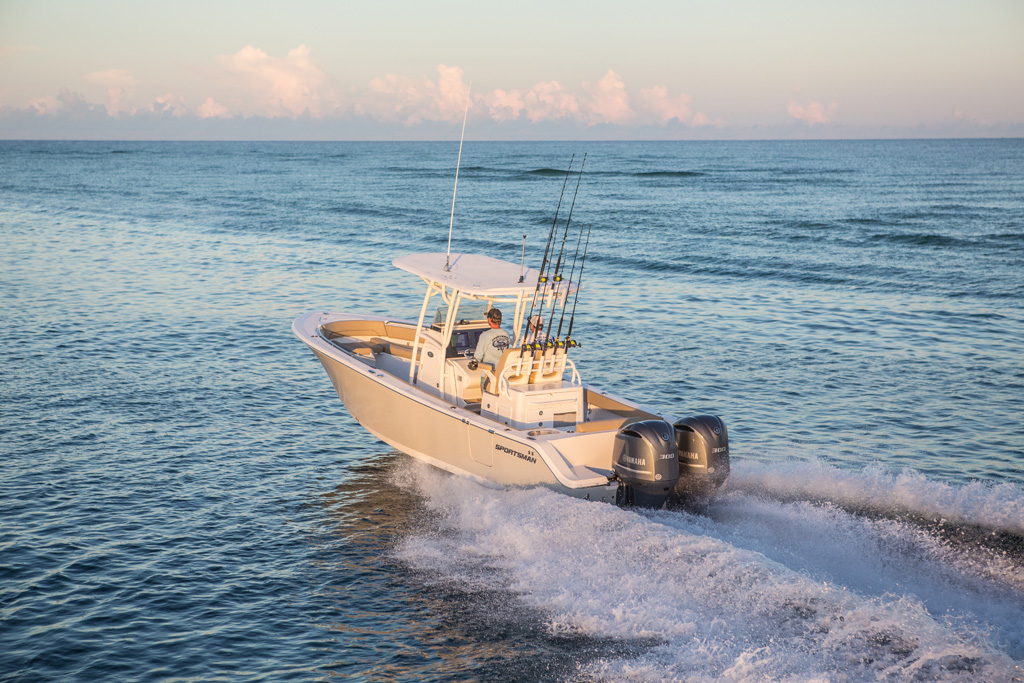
391, 458, 1023, 682
726, 459, 1024, 538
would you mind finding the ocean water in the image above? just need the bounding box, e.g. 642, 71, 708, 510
1, 139, 1022, 682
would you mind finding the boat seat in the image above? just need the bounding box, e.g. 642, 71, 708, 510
530, 347, 567, 383
482, 348, 534, 395
370, 337, 416, 360
337, 340, 384, 356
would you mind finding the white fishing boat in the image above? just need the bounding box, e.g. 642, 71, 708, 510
293, 249, 730, 508
296, 119, 726, 508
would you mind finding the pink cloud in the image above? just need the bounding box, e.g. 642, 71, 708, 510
521, 81, 579, 122
435, 65, 470, 119
582, 70, 632, 124
150, 93, 187, 117
10, 58, 728, 133
637, 85, 692, 124
214, 44, 338, 117
952, 106, 991, 126
480, 88, 524, 122
477, 82, 579, 123
197, 97, 229, 119
690, 111, 713, 127
366, 64, 472, 124
366, 69, 653, 127
27, 95, 60, 115
26, 88, 97, 117
787, 99, 838, 125
84, 69, 136, 117
366, 72, 437, 124
80, 86, 133, 117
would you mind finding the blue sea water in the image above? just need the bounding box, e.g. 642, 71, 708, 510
1, 139, 1022, 682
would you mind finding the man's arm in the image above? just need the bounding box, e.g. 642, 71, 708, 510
473, 329, 491, 362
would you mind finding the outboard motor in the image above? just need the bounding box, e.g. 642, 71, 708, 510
613, 420, 680, 508
672, 415, 730, 500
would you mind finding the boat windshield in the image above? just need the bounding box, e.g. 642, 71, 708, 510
432, 301, 494, 357
431, 301, 490, 328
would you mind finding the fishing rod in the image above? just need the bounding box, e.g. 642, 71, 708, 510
545, 153, 586, 346
521, 155, 573, 352
563, 223, 592, 349
555, 220, 587, 343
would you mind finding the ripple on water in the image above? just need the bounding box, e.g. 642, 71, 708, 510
1, 140, 1022, 681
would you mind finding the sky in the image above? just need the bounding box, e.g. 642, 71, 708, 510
1, 0, 1022, 140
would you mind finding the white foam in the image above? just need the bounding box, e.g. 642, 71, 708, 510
667, 492, 1024, 659
393, 461, 1022, 682
728, 458, 1024, 536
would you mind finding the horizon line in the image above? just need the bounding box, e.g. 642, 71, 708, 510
3, 136, 1023, 143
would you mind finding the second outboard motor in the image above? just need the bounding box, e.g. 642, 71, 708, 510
672, 415, 730, 500
613, 420, 679, 508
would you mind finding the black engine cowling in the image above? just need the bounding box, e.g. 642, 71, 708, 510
672, 415, 730, 500
612, 419, 680, 508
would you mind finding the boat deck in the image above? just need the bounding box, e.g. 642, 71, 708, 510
320, 317, 660, 435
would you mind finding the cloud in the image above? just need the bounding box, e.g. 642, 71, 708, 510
788, 99, 838, 125
366, 72, 437, 124
952, 106, 991, 127
84, 68, 136, 117
435, 65, 470, 120
5, 57, 726, 135
364, 69, 652, 127
27, 95, 61, 116
25, 88, 98, 118
478, 76, 696, 127
477, 81, 580, 124
637, 85, 692, 124
214, 44, 338, 117
150, 93, 187, 117
690, 112, 713, 127
521, 81, 579, 122
480, 88, 524, 122
107, 88, 133, 117
197, 97, 230, 119
366, 64, 472, 124
582, 70, 633, 124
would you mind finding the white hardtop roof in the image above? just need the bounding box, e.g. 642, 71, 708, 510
393, 252, 543, 297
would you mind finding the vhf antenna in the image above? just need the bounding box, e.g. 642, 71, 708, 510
444, 84, 471, 272
518, 234, 527, 282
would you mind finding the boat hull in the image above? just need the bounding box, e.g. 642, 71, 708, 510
296, 312, 618, 502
